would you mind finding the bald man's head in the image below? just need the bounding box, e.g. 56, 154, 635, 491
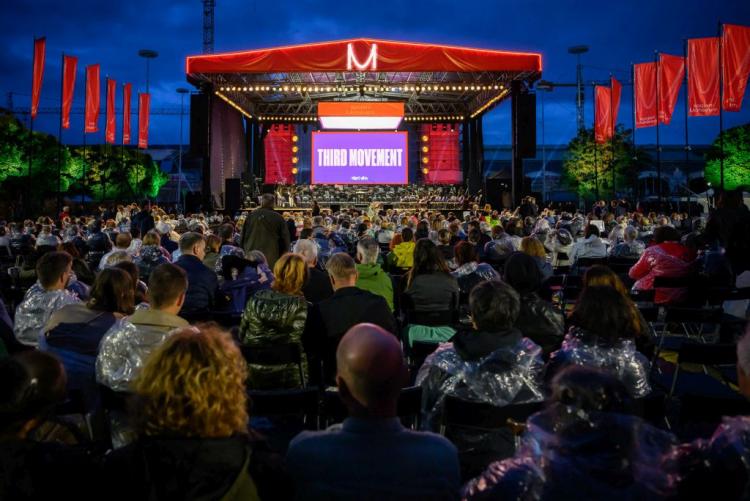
336, 323, 407, 418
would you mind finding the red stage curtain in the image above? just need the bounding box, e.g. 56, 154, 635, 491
594, 86, 611, 143
31, 37, 45, 120
658, 54, 685, 125
687, 38, 720, 117
105, 79, 116, 144
422, 124, 462, 184
138, 93, 150, 149
722, 24, 750, 112
634, 62, 658, 127
84, 64, 100, 133
122, 83, 132, 144
264, 125, 296, 184
61, 55, 77, 129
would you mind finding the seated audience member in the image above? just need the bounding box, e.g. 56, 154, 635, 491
127, 227, 142, 256
96, 263, 189, 391
202, 234, 221, 272
99, 250, 132, 270
240, 253, 309, 389
220, 250, 274, 314
287, 323, 460, 500
390, 227, 415, 269
546, 286, 651, 398
568, 224, 608, 265
583, 265, 654, 357
463, 366, 678, 500
98, 232, 133, 271
41, 268, 135, 404
451, 241, 499, 296
156, 221, 178, 254
134, 230, 169, 281
544, 226, 574, 267
519, 236, 553, 282
14, 251, 80, 347
61, 241, 95, 286
294, 238, 334, 304
610, 225, 645, 258
103, 325, 288, 501
113, 261, 148, 307
483, 225, 517, 263
436, 228, 456, 266
503, 252, 564, 357
629, 225, 695, 304
0, 351, 103, 500
174, 232, 219, 315
304, 253, 396, 386
354, 237, 394, 311
417, 280, 544, 471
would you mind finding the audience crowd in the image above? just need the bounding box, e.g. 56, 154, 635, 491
1, 189, 749, 500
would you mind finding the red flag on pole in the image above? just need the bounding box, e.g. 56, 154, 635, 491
105, 79, 116, 144
31, 37, 46, 119
122, 83, 132, 144
611, 76, 622, 128
658, 54, 685, 125
84, 64, 100, 133
61, 55, 77, 129
138, 92, 150, 149
594, 85, 611, 143
687, 38, 720, 117
722, 23, 750, 112
634, 62, 658, 127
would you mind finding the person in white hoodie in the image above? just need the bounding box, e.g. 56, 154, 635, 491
569, 224, 608, 266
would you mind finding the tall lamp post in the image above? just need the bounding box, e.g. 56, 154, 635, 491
536, 81, 553, 203
176, 87, 189, 211
568, 45, 589, 132
137, 49, 158, 199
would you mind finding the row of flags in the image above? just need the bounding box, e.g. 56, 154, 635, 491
594, 23, 750, 143
30, 37, 150, 148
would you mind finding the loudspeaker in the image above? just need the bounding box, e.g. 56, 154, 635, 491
330, 204, 341, 213
484, 179, 507, 209
225, 178, 242, 215
513, 91, 536, 159
190, 93, 210, 157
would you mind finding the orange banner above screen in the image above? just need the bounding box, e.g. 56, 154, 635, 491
317, 102, 404, 117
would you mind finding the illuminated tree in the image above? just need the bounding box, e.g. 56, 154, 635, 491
705, 123, 750, 191
561, 126, 649, 202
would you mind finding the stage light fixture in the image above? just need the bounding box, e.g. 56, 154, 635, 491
422, 167, 429, 175
422, 146, 429, 153
292, 135, 299, 142
292, 146, 299, 153
292, 157, 299, 164
421, 135, 429, 142
291, 167, 299, 174
422, 156, 429, 164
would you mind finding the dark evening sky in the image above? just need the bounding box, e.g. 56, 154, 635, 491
2, 0, 749, 146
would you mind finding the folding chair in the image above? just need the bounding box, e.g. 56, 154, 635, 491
248, 387, 320, 430
668, 341, 738, 398
320, 386, 423, 429
240, 343, 306, 387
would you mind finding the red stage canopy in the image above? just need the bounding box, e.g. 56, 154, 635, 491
186, 38, 542, 74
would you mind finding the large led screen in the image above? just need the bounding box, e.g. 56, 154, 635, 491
311, 131, 408, 184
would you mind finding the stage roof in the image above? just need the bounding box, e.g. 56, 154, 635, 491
186, 38, 542, 121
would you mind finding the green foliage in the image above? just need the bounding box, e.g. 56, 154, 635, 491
0, 108, 165, 212
705, 123, 750, 190
561, 126, 649, 202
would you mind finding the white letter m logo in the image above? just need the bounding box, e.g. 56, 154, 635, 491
347, 43, 377, 71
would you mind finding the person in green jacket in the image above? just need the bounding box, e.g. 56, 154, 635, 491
355, 237, 394, 311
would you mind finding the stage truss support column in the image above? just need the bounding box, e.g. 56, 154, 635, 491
201, 90, 212, 211
511, 80, 524, 208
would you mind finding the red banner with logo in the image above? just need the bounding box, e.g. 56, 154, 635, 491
687, 38, 720, 117
722, 24, 750, 112
594, 86, 611, 143
658, 54, 685, 125
61, 55, 77, 129
31, 37, 46, 119
138, 93, 150, 149
84, 64, 100, 133
634, 62, 657, 127
122, 83, 132, 144
611, 76, 622, 129
105, 79, 116, 144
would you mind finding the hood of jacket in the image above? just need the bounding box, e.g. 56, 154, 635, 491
356, 263, 385, 280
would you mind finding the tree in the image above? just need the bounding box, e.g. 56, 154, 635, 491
561, 126, 650, 202
705, 123, 750, 191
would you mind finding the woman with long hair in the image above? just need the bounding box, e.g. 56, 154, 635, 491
239, 253, 309, 389
103, 324, 287, 500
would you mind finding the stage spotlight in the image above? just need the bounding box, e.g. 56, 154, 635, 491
422, 145, 429, 153
292, 145, 299, 153
291, 167, 299, 175
421, 135, 429, 142
422, 156, 429, 164
292, 135, 299, 142
292, 157, 299, 164
422, 167, 429, 175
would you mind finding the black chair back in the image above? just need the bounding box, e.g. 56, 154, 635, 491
321, 386, 423, 429
248, 387, 319, 427
440, 396, 544, 431
240, 343, 305, 386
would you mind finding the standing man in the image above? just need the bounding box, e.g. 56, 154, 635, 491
240, 193, 290, 268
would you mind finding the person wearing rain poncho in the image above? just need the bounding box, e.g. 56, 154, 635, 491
462, 366, 680, 500
417, 280, 544, 477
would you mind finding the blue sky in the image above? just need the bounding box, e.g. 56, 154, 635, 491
2, 0, 749, 146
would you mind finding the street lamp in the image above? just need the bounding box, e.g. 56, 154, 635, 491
137, 49, 159, 93
568, 45, 589, 132
176, 87, 190, 211
536, 81, 553, 204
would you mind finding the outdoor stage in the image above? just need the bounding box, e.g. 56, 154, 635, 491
185, 38, 541, 213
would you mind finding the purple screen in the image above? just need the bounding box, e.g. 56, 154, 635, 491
312, 132, 408, 184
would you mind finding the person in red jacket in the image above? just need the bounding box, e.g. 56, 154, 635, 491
629, 226, 694, 304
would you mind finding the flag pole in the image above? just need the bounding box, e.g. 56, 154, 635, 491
655, 51, 662, 208
27, 36, 37, 219
632, 63, 638, 201
57, 52, 64, 217
593, 83, 599, 200
81, 66, 87, 208
718, 22, 725, 191
683, 40, 691, 215
610, 73, 615, 200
